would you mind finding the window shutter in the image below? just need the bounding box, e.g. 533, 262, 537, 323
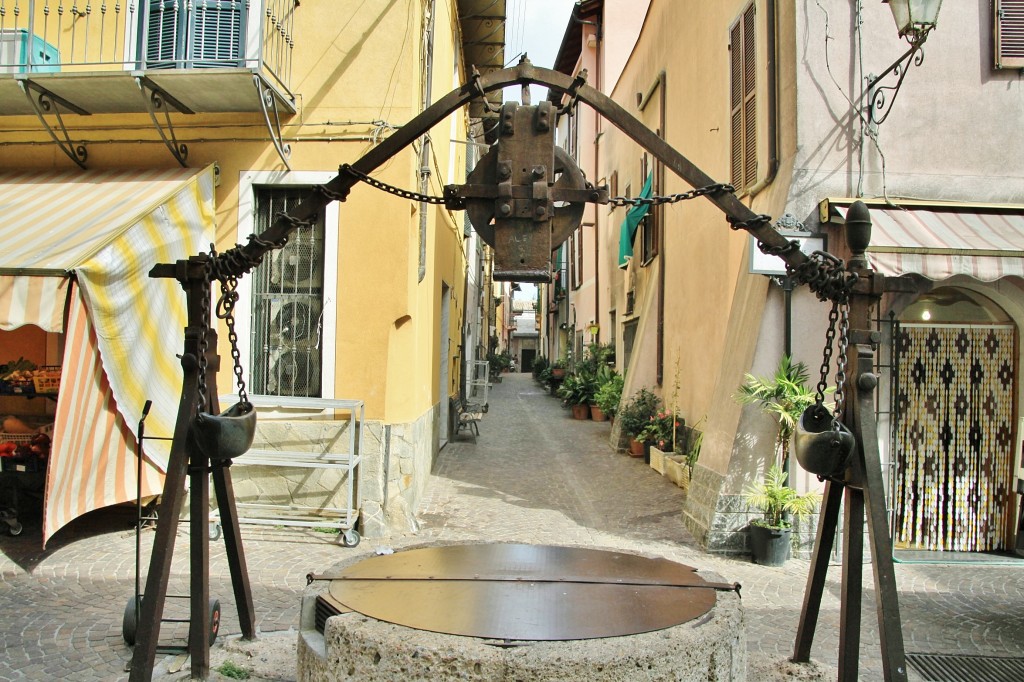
996, 0, 1024, 69
146, 0, 185, 68
729, 5, 757, 191
742, 4, 757, 189
192, 0, 246, 67
144, 0, 244, 69
730, 22, 743, 189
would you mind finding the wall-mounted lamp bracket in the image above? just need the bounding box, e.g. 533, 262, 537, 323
865, 31, 931, 126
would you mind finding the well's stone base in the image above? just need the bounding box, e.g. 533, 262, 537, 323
297, 548, 746, 682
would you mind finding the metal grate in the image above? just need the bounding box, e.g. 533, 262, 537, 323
907, 653, 1024, 681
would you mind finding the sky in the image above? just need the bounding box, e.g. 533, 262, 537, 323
504, 0, 577, 301
503, 0, 578, 105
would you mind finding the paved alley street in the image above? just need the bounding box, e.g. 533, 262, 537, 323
2, 372, 1024, 680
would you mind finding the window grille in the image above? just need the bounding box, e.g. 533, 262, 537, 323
250, 187, 326, 397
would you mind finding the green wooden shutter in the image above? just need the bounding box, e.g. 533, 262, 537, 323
996, 0, 1024, 69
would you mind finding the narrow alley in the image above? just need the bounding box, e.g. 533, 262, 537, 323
1, 373, 1023, 680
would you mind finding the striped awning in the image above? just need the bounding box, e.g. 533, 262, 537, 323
0, 166, 216, 543
46, 282, 165, 544
822, 200, 1024, 281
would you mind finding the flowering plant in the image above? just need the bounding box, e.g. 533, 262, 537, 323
637, 411, 683, 450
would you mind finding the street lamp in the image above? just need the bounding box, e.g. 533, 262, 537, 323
884, 0, 943, 40
867, 0, 943, 124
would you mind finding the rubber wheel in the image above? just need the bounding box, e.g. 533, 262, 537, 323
209, 522, 221, 542
341, 529, 360, 548
123, 596, 142, 646
208, 598, 221, 646
8, 521, 22, 536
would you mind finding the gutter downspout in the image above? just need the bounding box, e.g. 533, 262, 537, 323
418, 0, 437, 282
745, 0, 779, 197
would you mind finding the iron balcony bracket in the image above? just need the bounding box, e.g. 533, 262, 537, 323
254, 74, 292, 170
136, 77, 193, 168
18, 78, 89, 169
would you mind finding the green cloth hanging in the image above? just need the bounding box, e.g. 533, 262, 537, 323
618, 172, 653, 268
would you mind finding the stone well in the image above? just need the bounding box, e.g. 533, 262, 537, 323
297, 543, 746, 682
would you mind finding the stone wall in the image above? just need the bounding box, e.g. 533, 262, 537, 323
223, 404, 440, 541
682, 462, 819, 558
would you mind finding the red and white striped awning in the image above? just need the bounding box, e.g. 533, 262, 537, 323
822, 200, 1024, 281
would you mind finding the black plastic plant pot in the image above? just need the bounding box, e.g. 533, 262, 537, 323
749, 523, 791, 566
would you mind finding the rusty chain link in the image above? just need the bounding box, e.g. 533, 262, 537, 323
341, 164, 449, 205
607, 182, 735, 207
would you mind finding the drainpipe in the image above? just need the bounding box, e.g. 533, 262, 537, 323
418, 0, 437, 283
744, 0, 779, 197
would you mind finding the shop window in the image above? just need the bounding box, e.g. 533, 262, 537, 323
730, 3, 757, 191
996, 0, 1024, 69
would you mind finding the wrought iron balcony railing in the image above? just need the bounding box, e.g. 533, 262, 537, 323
0, 0, 298, 167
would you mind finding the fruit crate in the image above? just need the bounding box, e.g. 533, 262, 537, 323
0, 379, 34, 395
32, 366, 61, 394
0, 433, 42, 473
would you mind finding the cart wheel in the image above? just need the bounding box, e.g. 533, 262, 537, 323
9, 521, 22, 536
341, 529, 361, 548
208, 599, 221, 646
123, 596, 142, 646
209, 522, 221, 542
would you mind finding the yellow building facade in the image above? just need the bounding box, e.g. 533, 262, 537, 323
0, 0, 504, 540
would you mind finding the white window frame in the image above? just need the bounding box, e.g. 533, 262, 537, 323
236, 170, 339, 401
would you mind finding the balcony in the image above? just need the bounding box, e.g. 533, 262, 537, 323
0, 0, 297, 165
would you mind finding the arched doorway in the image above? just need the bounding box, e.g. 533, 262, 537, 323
892, 287, 1017, 552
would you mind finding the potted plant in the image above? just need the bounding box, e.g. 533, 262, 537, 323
592, 372, 623, 423
618, 388, 660, 458
734, 355, 820, 471
557, 371, 597, 419
550, 358, 567, 380
742, 465, 820, 566
531, 355, 549, 382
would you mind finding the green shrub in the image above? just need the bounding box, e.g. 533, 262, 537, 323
618, 388, 661, 440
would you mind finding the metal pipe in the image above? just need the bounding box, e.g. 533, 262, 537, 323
418, 0, 437, 283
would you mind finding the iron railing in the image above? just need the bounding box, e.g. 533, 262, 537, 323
0, 0, 296, 94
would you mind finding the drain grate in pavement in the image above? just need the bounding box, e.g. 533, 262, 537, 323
907, 653, 1024, 681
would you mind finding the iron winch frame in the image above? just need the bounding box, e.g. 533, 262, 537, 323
129, 59, 905, 682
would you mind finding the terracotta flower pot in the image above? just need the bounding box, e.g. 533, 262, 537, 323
628, 438, 646, 457
571, 403, 590, 420
590, 405, 607, 422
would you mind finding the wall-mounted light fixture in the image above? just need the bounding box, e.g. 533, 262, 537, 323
587, 321, 600, 337
866, 0, 943, 125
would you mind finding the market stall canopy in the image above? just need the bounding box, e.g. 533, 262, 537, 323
821, 199, 1024, 282
0, 165, 216, 544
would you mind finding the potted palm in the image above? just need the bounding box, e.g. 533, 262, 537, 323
743, 465, 820, 566
734, 355, 820, 471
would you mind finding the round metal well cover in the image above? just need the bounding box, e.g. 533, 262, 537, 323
327, 543, 720, 641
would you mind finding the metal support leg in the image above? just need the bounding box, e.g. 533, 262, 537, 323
212, 463, 256, 638
128, 350, 201, 682
793, 479, 844, 662
838, 486, 865, 680
189, 458, 211, 678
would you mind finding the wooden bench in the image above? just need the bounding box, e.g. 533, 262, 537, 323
455, 400, 485, 436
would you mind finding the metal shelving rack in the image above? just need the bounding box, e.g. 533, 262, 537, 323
215, 395, 364, 546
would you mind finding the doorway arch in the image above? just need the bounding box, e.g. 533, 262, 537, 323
891, 287, 1018, 552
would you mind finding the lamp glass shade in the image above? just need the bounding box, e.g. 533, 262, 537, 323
885, 0, 942, 37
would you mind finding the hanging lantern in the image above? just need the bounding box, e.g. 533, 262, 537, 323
883, 0, 943, 40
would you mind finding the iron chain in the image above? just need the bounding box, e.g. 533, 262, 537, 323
196, 259, 213, 414
216, 275, 250, 406
341, 164, 448, 205
607, 183, 735, 208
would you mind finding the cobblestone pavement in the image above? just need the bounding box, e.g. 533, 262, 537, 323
2, 372, 1024, 680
